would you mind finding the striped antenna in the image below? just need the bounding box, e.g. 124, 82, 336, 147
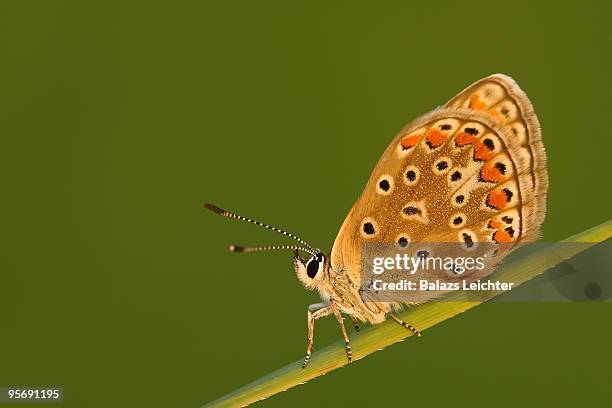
204, 203, 317, 254
228, 244, 316, 256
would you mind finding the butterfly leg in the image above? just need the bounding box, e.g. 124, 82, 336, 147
350, 315, 360, 332
389, 314, 422, 337
302, 303, 332, 368
330, 302, 353, 364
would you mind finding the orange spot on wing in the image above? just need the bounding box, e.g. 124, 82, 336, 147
468, 94, 486, 110
474, 140, 495, 161
486, 189, 508, 210
400, 134, 420, 149
455, 132, 477, 147
487, 108, 504, 122
480, 162, 503, 183
493, 229, 512, 243
425, 129, 447, 148
488, 219, 504, 229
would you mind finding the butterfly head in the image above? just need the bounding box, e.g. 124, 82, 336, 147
294, 250, 328, 289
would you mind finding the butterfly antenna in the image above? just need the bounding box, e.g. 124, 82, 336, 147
204, 203, 317, 254
228, 244, 316, 256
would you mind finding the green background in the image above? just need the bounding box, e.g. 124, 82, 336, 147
1, 1, 611, 407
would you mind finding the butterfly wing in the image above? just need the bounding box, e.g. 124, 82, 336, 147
330, 74, 547, 302
444, 73, 547, 199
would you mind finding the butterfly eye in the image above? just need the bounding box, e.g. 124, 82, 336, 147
305, 252, 324, 279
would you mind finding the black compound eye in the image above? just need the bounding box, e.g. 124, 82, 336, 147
306, 254, 323, 279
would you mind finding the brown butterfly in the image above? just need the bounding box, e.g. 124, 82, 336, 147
205, 74, 548, 368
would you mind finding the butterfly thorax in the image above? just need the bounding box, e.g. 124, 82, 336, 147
319, 262, 392, 324
294, 250, 389, 323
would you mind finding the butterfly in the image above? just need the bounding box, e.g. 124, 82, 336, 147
205, 74, 548, 368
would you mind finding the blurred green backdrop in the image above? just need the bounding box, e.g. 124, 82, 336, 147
1, 1, 611, 407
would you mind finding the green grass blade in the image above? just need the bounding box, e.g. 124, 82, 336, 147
204, 220, 612, 407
